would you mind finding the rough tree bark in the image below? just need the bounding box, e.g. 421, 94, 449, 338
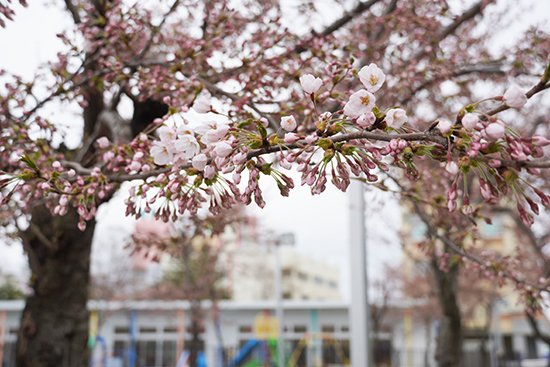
14, 93, 166, 366
432, 252, 463, 367
16, 205, 95, 367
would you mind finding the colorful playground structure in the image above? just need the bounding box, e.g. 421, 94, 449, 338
3, 299, 549, 367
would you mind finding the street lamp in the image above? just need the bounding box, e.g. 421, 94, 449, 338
273, 232, 295, 367
349, 179, 370, 366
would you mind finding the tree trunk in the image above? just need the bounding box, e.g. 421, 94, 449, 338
188, 301, 204, 367
16, 205, 95, 367
432, 256, 462, 367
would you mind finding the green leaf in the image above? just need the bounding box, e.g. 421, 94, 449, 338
20, 155, 38, 171
257, 122, 267, 139
317, 138, 333, 150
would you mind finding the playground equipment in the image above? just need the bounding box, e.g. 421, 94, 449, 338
226, 333, 349, 367
227, 338, 281, 367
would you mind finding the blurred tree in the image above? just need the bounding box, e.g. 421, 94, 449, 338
0, 1, 548, 367
0, 276, 24, 300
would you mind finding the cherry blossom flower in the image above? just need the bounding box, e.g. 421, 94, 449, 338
158, 125, 177, 142
462, 113, 479, 130
445, 161, 459, 175
503, 85, 527, 109
437, 119, 452, 134
192, 153, 208, 170
192, 94, 211, 113
204, 165, 216, 179
343, 89, 376, 118
281, 115, 297, 131
532, 136, 550, 147
356, 112, 376, 128
358, 63, 385, 93
196, 121, 229, 144
150, 141, 173, 165
485, 122, 506, 140
96, 137, 110, 149
384, 108, 408, 128
213, 141, 233, 158
299, 74, 323, 94
284, 132, 300, 144
173, 134, 200, 160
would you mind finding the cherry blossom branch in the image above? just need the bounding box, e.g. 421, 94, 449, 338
197, 76, 279, 130
389, 175, 548, 293
135, 0, 181, 62
400, 62, 505, 106
64, 0, 81, 24
487, 78, 550, 116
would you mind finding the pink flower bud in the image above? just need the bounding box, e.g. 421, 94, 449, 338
233, 173, 241, 184
204, 165, 216, 179
532, 136, 550, 147
437, 119, 452, 134
284, 132, 300, 144
462, 113, 479, 130
192, 153, 208, 170
356, 112, 376, 129
503, 85, 527, 109
445, 161, 459, 175
485, 123, 505, 140
280, 115, 297, 131
96, 137, 110, 149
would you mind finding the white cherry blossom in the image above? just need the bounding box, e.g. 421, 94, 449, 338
157, 125, 177, 142
299, 74, 323, 94
437, 119, 452, 134
213, 141, 233, 158
281, 115, 297, 131
150, 141, 173, 165
503, 85, 527, 109
356, 112, 376, 129
462, 113, 479, 130
358, 63, 385, 93
192, 153, 208, 170
343, 89, 376, 118
485, 122, 505, 140
173, 134, 200, 160
385, 108, 408, 128
192, 94, 211, 113
445, 161, 459, 175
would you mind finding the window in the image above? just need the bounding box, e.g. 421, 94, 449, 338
136, 340, 157, 367
321, 325, 335, 333
162, 341, 177, 366
239, 325, 252, 333
502, 335, 515, 359
525, 335, 538, 359
2, 341, 16, 367
294, 325, 307, 333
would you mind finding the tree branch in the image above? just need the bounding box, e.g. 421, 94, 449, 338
64, 0, 81, 24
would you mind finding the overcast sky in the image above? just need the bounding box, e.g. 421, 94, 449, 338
1, 1, 549, 301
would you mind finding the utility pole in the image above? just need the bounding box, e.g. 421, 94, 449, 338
273, 232, 294, 367
349, 180, 370, 366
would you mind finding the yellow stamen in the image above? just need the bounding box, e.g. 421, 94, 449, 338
370, 75, 378, 86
